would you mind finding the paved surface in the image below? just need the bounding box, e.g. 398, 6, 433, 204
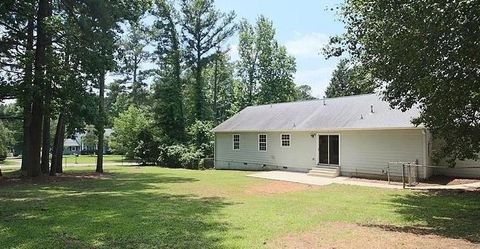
248, 171, 480, 190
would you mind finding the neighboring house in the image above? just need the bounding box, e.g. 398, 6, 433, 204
64, 138, 81, 155
64, 128, 113, 155
213, 94, 480, 180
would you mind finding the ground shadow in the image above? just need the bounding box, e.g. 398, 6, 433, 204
0, 171, 236, 248
366, 190, 480, 243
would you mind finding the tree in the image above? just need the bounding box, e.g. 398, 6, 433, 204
110, 106, 152, 159
294, 85, 316, 101
325, 59, 375, 98
180, 0, 236, 121
237, 16, 297, 105
237, 19, 258, 107
82, 125, 98, 152
115, 21, 152, 107
151, 0, 186, 143
326, 0, 480, 164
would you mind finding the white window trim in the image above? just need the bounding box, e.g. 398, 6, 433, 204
232, 134, 240, 150
280, 133, 291, 147
258, 134, 267, 152
315, 133, 341, 166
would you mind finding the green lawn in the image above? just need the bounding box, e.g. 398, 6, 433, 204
0, 166, 479, 248
1, 155, 132, 167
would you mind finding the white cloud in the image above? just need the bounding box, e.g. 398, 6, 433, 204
285, 33, 330, 58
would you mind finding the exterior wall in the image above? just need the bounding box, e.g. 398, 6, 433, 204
215, 129, 428, 178
215, 131, 316, 172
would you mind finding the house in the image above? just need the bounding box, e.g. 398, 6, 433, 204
63, 128, 113, 155
213, 94, 480, 180
64, 138, 81, 155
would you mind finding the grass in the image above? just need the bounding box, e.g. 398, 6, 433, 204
1, 155, 131, 167
0, 166, 479, 248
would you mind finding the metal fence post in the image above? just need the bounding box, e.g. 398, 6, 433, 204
402, 164, 406, 189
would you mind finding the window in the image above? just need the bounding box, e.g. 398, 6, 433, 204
281, 134, 291, 147
233, 134, 240, 150
318, 135, 339, 165
258, 134, 267, 151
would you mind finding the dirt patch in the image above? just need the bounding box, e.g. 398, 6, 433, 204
0, 172, 113, 187
420, 175, 480, 186
348, 176, 480, 187
245, 180, 319, 195
269, 222, 478, 249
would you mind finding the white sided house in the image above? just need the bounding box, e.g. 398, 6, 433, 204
213, 94, 480, 180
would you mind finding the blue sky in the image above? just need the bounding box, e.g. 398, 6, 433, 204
216, 0, 345, 98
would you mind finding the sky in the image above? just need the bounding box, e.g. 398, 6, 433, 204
216, 0, 345, 98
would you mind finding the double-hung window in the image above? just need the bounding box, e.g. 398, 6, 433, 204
258, 134, 267, 151
318, 135, 340, 165
281, 134, 291, 147
233, 134, 240, 150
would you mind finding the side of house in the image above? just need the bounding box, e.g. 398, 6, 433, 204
215, 128, 431, 179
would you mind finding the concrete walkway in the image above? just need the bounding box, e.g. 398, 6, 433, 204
248, 171, 480, 190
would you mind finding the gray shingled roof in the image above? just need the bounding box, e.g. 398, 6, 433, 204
213, 94, 422, 132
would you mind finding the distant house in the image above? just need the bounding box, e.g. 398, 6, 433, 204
64, 138, 81, 155
213, 94, 480, 179
64, 128, 113, 155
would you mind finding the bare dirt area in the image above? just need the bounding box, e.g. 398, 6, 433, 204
245, 180, 319, 195
0, 172, 112, 187
348, 175, 480, 187
269, 222, 479, 249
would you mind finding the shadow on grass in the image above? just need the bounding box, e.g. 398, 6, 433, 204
366, 190, 480, 243
0, 171, 237, 248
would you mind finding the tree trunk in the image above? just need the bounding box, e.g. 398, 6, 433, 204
40, 96, 51, 174
21, 16, 35, 173
213, 51, 219, 125
96, 72, 105, 173
50, 113, 64, 176
28, 0, 50, 177
56, 118, 65, 174
40, 0, 53, 175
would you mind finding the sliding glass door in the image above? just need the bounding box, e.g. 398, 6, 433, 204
318, 135, 339, 165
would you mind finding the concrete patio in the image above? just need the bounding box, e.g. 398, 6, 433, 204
248, 171, 480, 190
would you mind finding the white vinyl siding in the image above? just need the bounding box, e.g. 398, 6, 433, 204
215, 129, 428, 178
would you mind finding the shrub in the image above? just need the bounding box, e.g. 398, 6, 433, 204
157, 144, 204, 169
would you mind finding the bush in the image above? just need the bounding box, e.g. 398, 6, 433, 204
157, 144, 203, 169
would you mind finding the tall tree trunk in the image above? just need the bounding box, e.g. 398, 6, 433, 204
96, 72, 105, 173
28, 0, 50, 177
21, 16, 35, 173
40, 104, 51, 174
50, 113, 64, 176
56, 117, 65, 174
40, 0, 53, 175
213, 51, 219, 125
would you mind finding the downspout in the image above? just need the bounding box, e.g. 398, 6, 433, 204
213, 132, 217, 169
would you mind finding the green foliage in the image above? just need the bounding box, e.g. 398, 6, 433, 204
294, 85, 317, 101
325, 59, 376, 98
0, 121, 14, 161
157, 144, 203, 169
134, 126, 161, 165
82, 125, 98, 151
327, 0, 480, 164
237, 16, 297, 106
110, 106, 153, 159
180, 0, 237, 120
187, 120, 214, 156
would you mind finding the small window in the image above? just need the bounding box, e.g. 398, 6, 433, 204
258, 134, 267, 151
233, 134, 240, 150
281, 134, 291, 147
